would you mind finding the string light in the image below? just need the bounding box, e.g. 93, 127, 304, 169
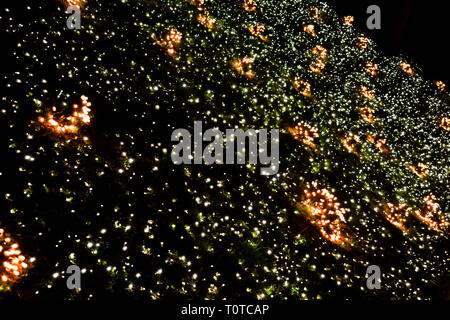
367, 134, 388, 153
298, 182, 348, 245
156, 29, 183, 56
365, 62, 378, 76
242, 0, 257, 12
435, 81, 446, 91
303, 24, 316, 37
409, 163, 429, 179
248, 25, 269, 42
382, 203, 410, 231
415, 194, 449, 233
361, 86, 375, 101
342, 134, 361, 155
360, 107, 375, 123
0, 228, 29, 287
400, 62, 414, 75
288, 122, 319, 148
343, 16, 354, 27
356, 37, 371, 49
197, 14, 215, 29
440, 117, 450, 131
293, 77, 311, 97
38, 95, 92, 135
232, 57, 255, 78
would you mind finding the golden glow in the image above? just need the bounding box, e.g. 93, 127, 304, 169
435, 81, 446, 91
342, 133, 360, 155
38, 95, 92, 135
248, 25, 269, 42
400, 62, 414, 75
293, 77, 311, 97
308, 7, 320, 19
197, 14, 215, 29
356, 37, 371, 49
0, 228, 29, 286
360, 106, 375, 123
232, 57, 255, 78
242, 0, 257, 12
365, 62, 378, 76
303, 24, 316, 37
343, 16, 354, 26
361, 87, 375, 101
367, 134, 388, 153
415, 194, 449, 233
288, 122, 319, 148
409, 163, 429, 179
310, 45, 327, 74
383, 203, 410, 231
440, 117, 450, 131
299, 182, 348, 245
156, 29, 183, 56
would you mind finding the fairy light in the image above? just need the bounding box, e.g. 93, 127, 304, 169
248, 25, 269, 42
232, 57, 255, 78
383, 203, 410, 231
308, 7, 320, 19
400, 62, 414, 75
288, 122, 319, 148
435, 81, 446, 91
360, 107, 375, 123
299, 182, 348, 245
310, 45, 327, 74
361, 87, 375, 101
440, 117, 450, 131
356, 37, 371, 49
342, 134, 360, 155
38, 95, 92, 135
343, 16, 354, 27
367, 134, 388, 153
365, 62, 378, 76
197, 14, 215, 29
303, 24, 316, 37
293, 77, 311, 97
415, 194, 449, 233
0, 228, 29, 286
156, 29, 183, 56
409, 162, 429, 179
242, 0, 257, 12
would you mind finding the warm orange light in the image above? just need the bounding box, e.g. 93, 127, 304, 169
156, 29, 183, 56
360, 106, 375, 123
383, 203, 410, 231
248, 25, 269, 42
232, 57, 255, 78
310, 45, 327, 74
308, 7, 320, 19
288, 122, 319, 148
400, 62, 414, 75
293, 77, 311, 97
342, 134, 361, 155
435, 81, 446, 91
415, 194, 449, 233
361, 87, 375, 101
344, 16, 354, 26
0, 228, 29, 286
367, 134, 388, 153
242, 0, 257, 12
303, 24, 316, 37
440, 117, 450, 131
197, 14, 215, 29
299, 182, 348, 245
409, 163, 429, 179
356, 37, 371, 49
365, 62, 378, 76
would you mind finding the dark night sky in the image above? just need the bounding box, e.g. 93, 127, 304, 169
330, 0, 450, 84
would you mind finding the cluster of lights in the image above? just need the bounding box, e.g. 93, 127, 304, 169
232, 57, 255, 79
356, 37, 371, 49
197, 14, 215, 29
156, 29, 183, 56
0, 229, 28, 285
365, 62, 378, 76
409, 162, 429, 179
293, 77, 311, 97
38, 95, 91, 135
360, 106, 375, 123
367, 134, 389, 153
299, 182, 348, 245
242, 0, 257, 12
360, 86, 375, 101
310, 45, 327, 74
383, 203, 410, 232
435, 81, 446, 91
248, 25, 269, 42
440, 117, 450, 131
303, 24, 316, 37
415, 194, 449, 233
343, 16, 354, 27
288, 122, 319, 149
400, 62, 414, 75
342, 134, 361, 155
